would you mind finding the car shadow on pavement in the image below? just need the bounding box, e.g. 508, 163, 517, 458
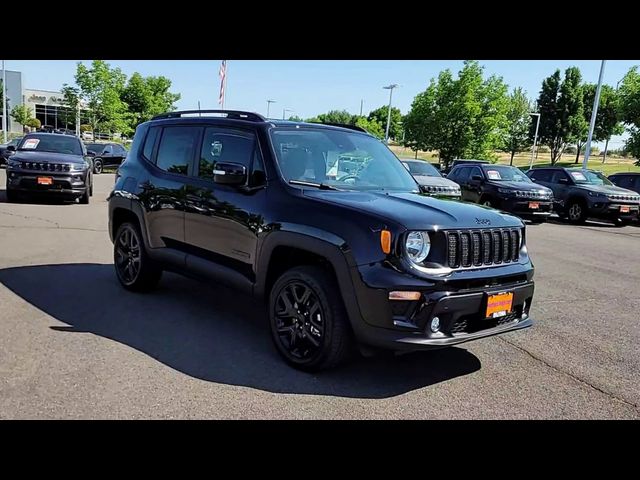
0, 263, 481, 399
0, 188, 76, 205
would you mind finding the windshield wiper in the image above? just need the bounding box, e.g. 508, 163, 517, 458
289, 180, 340, 190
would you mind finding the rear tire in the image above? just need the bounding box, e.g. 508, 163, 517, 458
114, 222, 162, 292
269, 265, 354, 372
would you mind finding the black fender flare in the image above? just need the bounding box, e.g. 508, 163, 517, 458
254, 228, 367, 336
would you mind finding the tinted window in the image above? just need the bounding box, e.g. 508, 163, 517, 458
610, 175, 632, 189
469, 166, 483, 180
103, 145, 113, 154
199, 128, 255, 181
634, 177, 640, 191
115, 145, 127, 155
251, 148, 266, 186
551, 171, 570, 184
143, 126, 160, 161
453, 167, 471, 183
18, 134, 83, 155
156, 126, 199, 175
528, 169, 552, 182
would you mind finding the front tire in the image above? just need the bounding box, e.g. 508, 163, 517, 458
480, 197, 495, 208
114, 222, 162, 292
93, 159, 103, 174
6, 189, 18, 203
269, 266, 354, 372
567, 199, 587, 224
79, 189, 90, 204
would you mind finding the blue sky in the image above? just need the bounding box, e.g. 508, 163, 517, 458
5, 60, 639, 147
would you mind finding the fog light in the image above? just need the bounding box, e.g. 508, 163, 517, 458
388, 291, 421, 301
522, 301, 528, 319
430, 317, 440, 332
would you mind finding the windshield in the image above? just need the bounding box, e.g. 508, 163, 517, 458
9, 137, 22, 147
85, 143, 104, 152
482, 165, 532, 183
270, 128, 419, 192
568, 169, 613, 186
402, 160, 441, 177
18, 134, 83, 156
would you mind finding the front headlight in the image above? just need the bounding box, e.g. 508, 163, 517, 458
7, 159, 21, 169
405, 231, 431, 264
69, 163, 88, 172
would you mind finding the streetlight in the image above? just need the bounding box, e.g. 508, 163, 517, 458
283, 108, 293, 120
383, 84, 399, 144
582, 60, 606, 170
528, 113, 541, 169
266, 99, 276, 119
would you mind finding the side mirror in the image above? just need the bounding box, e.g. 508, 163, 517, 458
471, 175, 483, 182
558, 178, 569, 185
86, 151, 96, 157
213, 162, 247, 186
7, 145, 16, 152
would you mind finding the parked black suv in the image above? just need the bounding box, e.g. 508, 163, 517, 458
108, 110, 535, 371
447, 163, 554, 222
5, 133, 93, 204
527, 167, 640, 225
85, 142, 128, 174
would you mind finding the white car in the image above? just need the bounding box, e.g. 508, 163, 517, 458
81, 131, 94, 141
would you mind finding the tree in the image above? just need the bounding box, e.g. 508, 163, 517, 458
618, 66, 640, 165
354, 116, 385, 139
120, 72, 180, 131
27, 118, 41, 130
307, 110, 356, 125
367, 105, 402, 140
10, 104, 34, 132
287, 115, 303, 122
73, 60, 129, 136
534, 67, 585, 165
59, 85, 81, 131
583, 84, 624, 164
403, 60, 509, 169
501, 88, 532, 165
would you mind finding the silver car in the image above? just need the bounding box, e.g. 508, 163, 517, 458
401, 158, 461, 199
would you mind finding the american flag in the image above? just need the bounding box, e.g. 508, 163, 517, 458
218, 60, 227, 107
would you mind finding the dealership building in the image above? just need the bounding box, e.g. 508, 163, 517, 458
1, 69, 75, 134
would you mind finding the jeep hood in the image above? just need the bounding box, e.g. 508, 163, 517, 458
12, 150, 85, 164
412, 175, 460, 188
576, 184, 638, 196
303, 190, 522, 230
487, 181, 551, 192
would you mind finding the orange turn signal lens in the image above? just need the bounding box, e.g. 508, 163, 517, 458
380, 229, 391, 254
389, 291, 422, 301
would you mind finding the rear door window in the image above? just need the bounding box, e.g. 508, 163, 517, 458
155, 126, 200, 175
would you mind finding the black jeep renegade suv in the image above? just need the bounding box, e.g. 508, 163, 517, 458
108, 110, 535, 371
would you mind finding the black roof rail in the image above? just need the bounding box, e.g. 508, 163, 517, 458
152, 110, 266, 122
315, 122, 369, 134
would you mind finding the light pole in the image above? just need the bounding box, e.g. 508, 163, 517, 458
266, 99, 276, 119
383, 84, 398, 144
2, 60, 7, 143
528, 113, 541, 169
582, 60, 606, 170
283, 108, 293, 120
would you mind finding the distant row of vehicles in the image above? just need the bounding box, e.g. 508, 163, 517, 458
401, 158, 640, 226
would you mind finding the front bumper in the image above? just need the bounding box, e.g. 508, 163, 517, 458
587, 201, 639, 220
497, 197, 553, 219
6, 170, 88, 196
344, 261, 535, 352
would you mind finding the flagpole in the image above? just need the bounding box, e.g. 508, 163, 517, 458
222, 61, 228, 110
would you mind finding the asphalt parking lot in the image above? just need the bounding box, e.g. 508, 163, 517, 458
0, 170, 639, 419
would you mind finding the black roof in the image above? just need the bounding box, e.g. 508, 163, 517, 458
608, 172, 640, 175
149, 110, 372, 136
